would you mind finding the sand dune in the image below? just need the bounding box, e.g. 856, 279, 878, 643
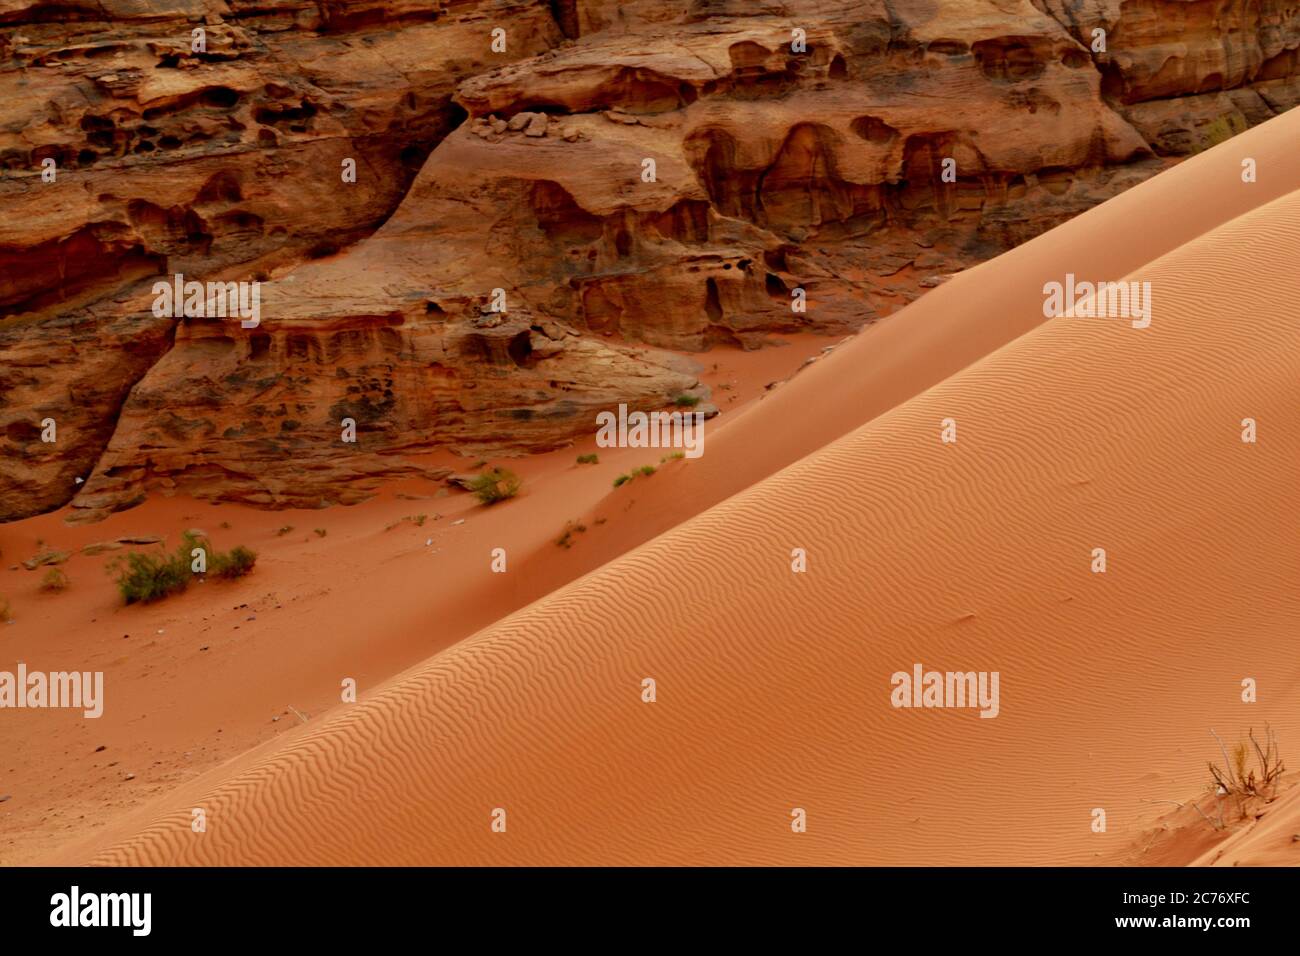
58, 113, 1300, 865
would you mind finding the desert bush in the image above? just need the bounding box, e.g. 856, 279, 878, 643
210, 545, 257, 580
1209, 726, 1283, 801
40, 568, 70, 592
111, 533, 256, 603
556, 522, 587, 549
673, 394, 701, 408
614, 464, 659, 488
110, 547, 189, 604
577, 453, 599, 464
469, 468, 521, 505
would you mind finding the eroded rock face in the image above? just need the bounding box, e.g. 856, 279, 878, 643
2, 0, 1297, 520
1036, 0, 1300, 153
1, 0, 560, 518
73, 280, 702, 515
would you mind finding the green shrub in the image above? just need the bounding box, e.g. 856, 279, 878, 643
211, 545, 257, 580
110, 532, 256, 604
40, 568, 70, 592
576, 453, 599, 465
673, 394, 701, 408
614, 464, 657, 487
469, 467, 521, 505
110, 547, 190, 604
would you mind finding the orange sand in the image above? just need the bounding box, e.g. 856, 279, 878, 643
7, 109, 1299, 867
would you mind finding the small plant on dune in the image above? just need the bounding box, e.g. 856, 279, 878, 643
660, 451, 684, 463
110, 544, 190, 605
275, 525, 294, 537
110, 532, 256, 604
411, 514, 428, 527
556, 521, 587, 549
0, 596, 11, 622
469, 467, 520, 505
673, 394, 701, 408
576, 453, 599, 465
314, 528, 327, 538
613, 464, 657, 488
1209, 726, 1283, 803
210, 545, 257, 580
40, 567, 70, 592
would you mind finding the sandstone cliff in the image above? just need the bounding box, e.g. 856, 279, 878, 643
1, 0, 1296, 520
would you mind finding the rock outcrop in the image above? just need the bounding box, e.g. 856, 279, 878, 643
1, 0, 1296, 520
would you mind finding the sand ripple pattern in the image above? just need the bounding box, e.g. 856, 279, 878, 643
90, 180, 1300, 867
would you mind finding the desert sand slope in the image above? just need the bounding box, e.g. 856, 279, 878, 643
75, 174, 1300, 865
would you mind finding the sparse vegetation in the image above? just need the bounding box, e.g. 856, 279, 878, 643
660, 452, 684, 463
0, 596, 10, 622
556, 521, 587, 549
109, 532, 257, 604
274, 525, 294, 537
210, 545, 257, 580
1178, 726, 1288, 831
40, 568, 70, 592
110, 546, 190, 605
314, 528, 328, 537
576, 453, 599, 465
469, 467, 521, 505
219, 521, 232, 530
1209, 725, 1283, 803
673, 394, 701, 408
613, 463, 657, 487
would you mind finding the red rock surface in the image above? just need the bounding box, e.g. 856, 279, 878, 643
1, 0, 1296, 520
